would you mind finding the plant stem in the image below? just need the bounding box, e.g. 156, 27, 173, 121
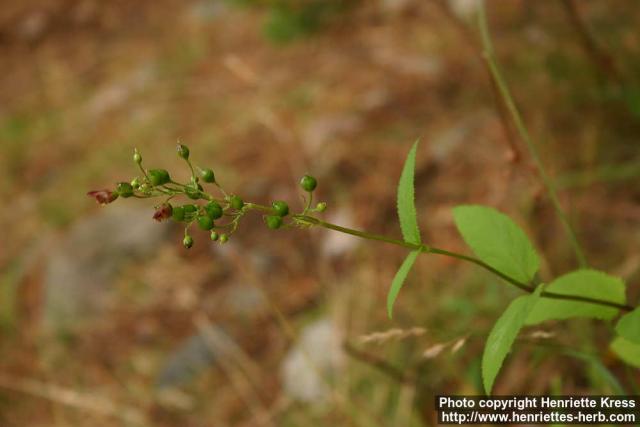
477, 2, 588, 268
292, 214, 633, 312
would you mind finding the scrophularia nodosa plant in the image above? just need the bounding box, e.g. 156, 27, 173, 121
89, 141, 639, 394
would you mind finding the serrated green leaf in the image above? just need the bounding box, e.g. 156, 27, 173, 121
610, 336, 640, 369
482, 285, 542, 395
615, 307, 640, 344
453, 205, 539, 284
397, 140, 421, 245
387, 250, 420, 319
526, 270, 625, 325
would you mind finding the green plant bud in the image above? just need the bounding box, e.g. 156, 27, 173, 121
219, 233, 228, 244
171, 205, 185, 221
210, 231, 219, 241
265, 215, 283, 230
230, 195, 244, 210
185, 186, 201, 200
300, 174, 317, 192
148, 169, 171, 186
205, 201, 223, 219
131, 177, 141, 189
177, 144, 190, 160
315, 202, 327, 212
133, 148, 142, 164
139, 183, 151, 194
201, 168, 215, 183
183, 234, 194, 249
116, 182, 134, 198
272, 200, 289, 217
197, 215, 214, 230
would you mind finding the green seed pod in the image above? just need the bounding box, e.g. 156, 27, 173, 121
183, 204, 198, 214
177, 144, 190, 160
185, 186, 201, 200
265, 215, 283, 230
315, 202, 327, 212
148, 169, 171, 186
131, 177, 141, 189
197, 215, 214, 230
210, 231, 219, 241
219, 233, 228, 244
133, 148, 142, 165
201, 168, 215, 183
116, 182, 134, 198
183, 234, 194, 249
205, 201, 223, 219
172, 205, 185, 221
300, 175, 317, 192
230, 195, 244, 210
271, 200, 289, 217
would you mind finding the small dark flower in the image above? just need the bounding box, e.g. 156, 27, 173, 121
87, 189, 118, 205
153, 203, 173, 222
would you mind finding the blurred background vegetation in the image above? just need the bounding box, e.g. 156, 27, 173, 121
1, 0, 639, 425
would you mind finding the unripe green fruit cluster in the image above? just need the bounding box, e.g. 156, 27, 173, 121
94, 145, 330, 250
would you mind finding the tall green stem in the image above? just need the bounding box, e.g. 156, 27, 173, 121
478, 3, 588, 268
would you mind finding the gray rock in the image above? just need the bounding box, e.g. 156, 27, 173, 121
43, 205, 169, 331
156, 331, 218, 389
281, 318, 344, 404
